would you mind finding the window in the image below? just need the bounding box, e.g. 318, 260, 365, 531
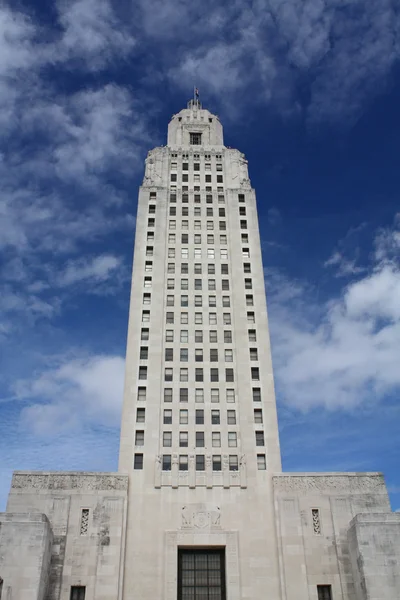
142, 310, 150, 323
225, 368, 234, 382
168, 263, 175, 274
182, 219, 189, 229
194, 207, 201, 216
207, 221, 214, 230
255, 431, 265, 446
205, 174, 212, 183
181, 233, 189, 244
248, 329, 257, 342
257, 454, 266, 470
193, 162, 200, 171
209, 330, 218, 343
251, 367, 260, 381
241, 233, 248, 243
219, 221, 226, 230
243, 262, 251, 273
224, 349, 233, 362
212, 432, 221, 447
143, 293, 151, 305
194, 234, 201, 244
224, 331, 232, 344
247, 311, 255, 323
134, 453, 143, 470
227, 410, 236, 425
210, 348, 218, 362
181, 279, 188, 290
179, 455, 188, 471
196, 455, 205, 470
219, 208, 225, 218
245, 278, 252, 289
250, 348, 258, 361
165, 348, 174, 361
196, 432, 205, 447
213, 455, 222, 471
211, 389, 220, 403
209, 295, 216, 307
163, 431, 172, 447
164, 388, 173, 402
181, 312, 188, 324
148, 218, 155, 227
195, 388, 204, 403
223, 297, 230, 307
167, 278, 174, 290
312, 509, 322, 535
80, 508, 89, 535
194, 247, 202, 259
206, 194, 213, 204
181, 295, 188, 307
166, 312, 174, 324
70, 587, 86, 600
140, 346, 148, 360
206, 208, 213, 217
195, 409, 204, 425
195, 312, 203, 324
163, 409, 172, 424
254, 409, 263, 423
208, 264, 215, 274
141, 328, 149, 341
209, 313, 217, 325
222, 280, 229, 291
180, 388, 189, 402
194, 220, 201, 230
180, 348, 188, 362
226, 389, 235, 403
190, 132, 202, 145
195, 330, 203, 343
217, 175, 223, 183
170, 193, 176, 203
229, 455, 238, 471
162, 455, 171, 470
195, 295, 202, 307
211, 410, 220, 424
181, 248, 189, 259
228, 432, 237, 447
210, 368, 219, 382
170, 173, 177, 182
207, 234, 214, 245
317, 586, 332, 600
195, 348, 203, 362
239, 206, 246, 216
168, 248, 175, 258
240, 220, 247, 229
179, 431, 188, 447
194, 192, 200, 200
218, 195, 225, 203
166, 295, 174, 307
180, 330, 188, 344
145, 261, 152, 272
182, 162, 188, 171
181, 263, 188, 274
221, 264, 229, 274
182, 206, 189, 216
252, 387, 261, 402
168, 234, 176, 244
135, 431, 144, 446
194, 263, 202, 274
208, 279, 216, 291
149, 205, 156, 214
180, 409, 188, 424
169, 206, 176, 216
207, 248, 215, 259
178, 549, 226, 600
242, 248, 250, 259
139, 366, 147, 380
138, 387, 146, 401
144, 276, 152, 288
182, 173, 188, 182
223, 313, 231, 325
164, 368, 173, 381
238, 193, 245, 203
195, 368, 204, 382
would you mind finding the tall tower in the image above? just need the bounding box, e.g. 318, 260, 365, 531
119, 97, 283, 599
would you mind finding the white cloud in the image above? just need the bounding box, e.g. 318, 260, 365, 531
16, 355, 125, 435
268, 216, 400, 410
57, 255, 121, 286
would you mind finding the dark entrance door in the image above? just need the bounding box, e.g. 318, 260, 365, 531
178, 548, 226, 600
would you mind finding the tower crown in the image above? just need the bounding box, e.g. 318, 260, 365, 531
167, 99, 224, 147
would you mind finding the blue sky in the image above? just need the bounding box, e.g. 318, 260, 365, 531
0, 0, 399, 511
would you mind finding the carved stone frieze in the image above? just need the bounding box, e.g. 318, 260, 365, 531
11, 472, 128, 492
181, 503, 221, 530
273, 474, 386, 494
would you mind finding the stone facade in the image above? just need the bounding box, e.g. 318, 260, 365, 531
0, 99, 399, 600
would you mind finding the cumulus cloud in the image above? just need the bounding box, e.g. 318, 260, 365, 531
15, 355, 125, 435
268, 216, 400, 410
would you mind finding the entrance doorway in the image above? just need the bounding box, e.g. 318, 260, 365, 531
178, 548, 226, 600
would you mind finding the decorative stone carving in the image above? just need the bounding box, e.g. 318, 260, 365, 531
181, 504, 221, 530
11, 472, 128, 491
273, 474, 386, 494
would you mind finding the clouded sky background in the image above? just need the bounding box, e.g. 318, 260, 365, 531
1, 0, 400, 510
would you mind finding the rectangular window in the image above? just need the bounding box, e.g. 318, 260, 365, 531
240, 220, 247, 229
164, 388, 173, 402
194, 234, 201, 244
165, 348, 173, 361
142, 310, 150, 323
164, 368, 173, 382
179, 431, 188, 447
219, 221, 226, 231
220, 248, 227, 259
195, 409, 204, 425
210, 348, 218, 362
211, 389, 220, 403
227, 410, 236, 425
181, 248, 189, 259
257, 454, 266, 470
180, 348, 188, 362
168, 234, 175, 243
221, 280, 229, 291
207, 234, 215, 245
162, 454, 171, 470
212, 432, 221, 447
145, 261, 152, 272
206, 208, 213, 217
195, 312, 203, 324
181, 312, 188, 324
166, 295, 174, 306
247, 311, 255, 323
225, 368, 234, 382
195, 330, 203, 343
182, 219, 189, 229
181, 263, 188, 274
194, 207, 201, 216
190, 132, 202, 145
194, 220, 201, 230
70, 587, 86, 600
251, 367, 260, 381
181, 295, 188, 307
149, 205, 156, 214
170, 192, 176, 203
209, 330, 218, 343
229, 455, 238, 471
166, 312, 174, 324
248, 329, 257, 342
195, 348, 203, 362
317, 586, 332, 600
180, 409, 188, 424
196, 455, 205, 471
163, 409, 172, 424
209, 313, 217, 325
179, 455, 188, 471
241, 233, 248, 243
255, 431, 265, 446
169, 206, 176, 216
226, 389, 235, 403
167, 278, 174, 290
181, 279, 189, 290
209, 295, 216, 307
148, 218, 155, 227
168, 248, 175, 258
80, 509, 89, 535
208, 279, 216, 292
178, 549, 226, 600
163, 431, 172, 447
143, 293, 151, 305
141, 328, 149, 341
182, 207, 189, 217
195, 295, 202, 307
196, 432, 205, 447
228, 432, 237, 447
210, 368, 219, 382
140, 346, 148, 360
194, 263, 202, 274
195, 368, 204, 382
134, 453, 143, 470
181, 233, 189, 244
207, 248, 215, 259
239, 206, 246, 215
224, 349, 233, 362
180, 388, 189, 402
252, 387, 261, 402
212, 455, 222, 471
194, 247, 202, 258
207, 220, 214, 230
182, 162, 188, 171
139, 366, 147, 380
250, 347, 258, 361
221, 264, 229, 274
208, 264, 215, 274
254, 409, 263, 423
180, 329, 188, 343
224, 330, 232, 343
211, 409, 220, 424
144, 276, 152, 288
168, 263, 175, 273
195, 388, 204, 403
138, 387, 146, 401
137, 407, 146, 423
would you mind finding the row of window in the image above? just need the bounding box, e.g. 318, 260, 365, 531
136, 386, 262, 403
169, 191, 225, 199
147, 407, 264, 425
157, 311, 256, 325
132, 453, 267, 471
141, 347, 258, 362
171, 173, 224, 184
171, 161, 223, 171
146, 190, 245, 204
141, 328, 256, 343
164, 279, 231, 291
165, 248, 230, 260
